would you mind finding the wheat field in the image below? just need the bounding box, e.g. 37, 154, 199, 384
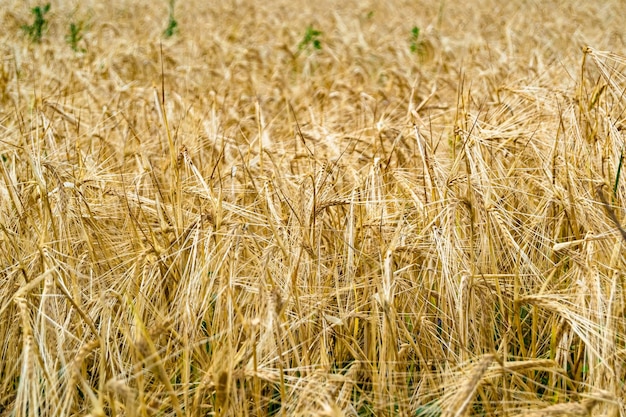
1, 0, 626, 416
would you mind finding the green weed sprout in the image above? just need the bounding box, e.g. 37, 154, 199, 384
298, 25, 322, 53
66, 22, 86, 52
410, 26, 423, 55
22, 3, 51, 43
164, 0, 178, 38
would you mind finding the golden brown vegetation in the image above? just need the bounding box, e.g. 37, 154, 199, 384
1, 0, 626, 415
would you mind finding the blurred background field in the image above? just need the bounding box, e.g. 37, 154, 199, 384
1, 0, 626, 416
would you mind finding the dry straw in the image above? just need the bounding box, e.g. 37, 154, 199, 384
1, 0, 626, 415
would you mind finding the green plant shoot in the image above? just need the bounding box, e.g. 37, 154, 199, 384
22, 3, 51, 43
